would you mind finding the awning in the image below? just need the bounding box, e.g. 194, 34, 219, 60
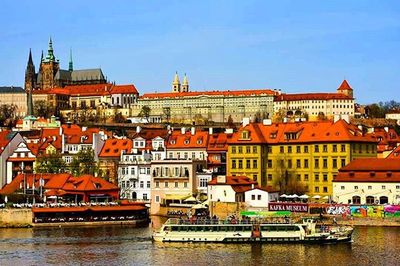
183, 196, 198, 203
165, 194, 191, 200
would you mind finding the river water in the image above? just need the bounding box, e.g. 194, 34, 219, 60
0, 217, 399, 266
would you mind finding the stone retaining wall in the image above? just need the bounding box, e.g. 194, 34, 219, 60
0, 209, 32, 227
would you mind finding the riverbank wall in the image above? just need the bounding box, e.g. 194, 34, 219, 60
0, 209, 32, 227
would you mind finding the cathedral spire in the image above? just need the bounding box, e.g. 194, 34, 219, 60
28, 48, 33, 65
46, 36, 55, 61
69, 48, 73, 72
172, 71, 181, 93
181, 73, 189, 92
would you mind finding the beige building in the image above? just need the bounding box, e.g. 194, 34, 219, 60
132, 73, 276, 124
150, 159, 206, 215
273, 80, 355, 121
0, 87, 27, 117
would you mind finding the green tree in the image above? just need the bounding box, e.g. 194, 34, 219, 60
113, 112, 126, 123
33, 100, 54, 118
138, 106, 151, 122
0, 104, 17, 127
163, 107, 171, 123
367, 103, 385, 118
274, 155, 307, 195
70, 148, 99, 176
35, 153, 66, 173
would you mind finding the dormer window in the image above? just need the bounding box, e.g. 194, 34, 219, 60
184, 140, 190, 145
197, 139, 202, 144
241, 130, 250, 140
170, 140, 176, 145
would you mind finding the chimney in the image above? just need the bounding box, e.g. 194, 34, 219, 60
191, 127, 195, 135
82, 126, 87, 132
263, 119, 272, 126
384, 127, 389, 133
358, 125, 363, 131
136, 126, 141, 133
283, 117, 288, 123
217, 175, 226, 184
209, 127, 213, 134
242, 117, 250, 127
181, 127, 186, 135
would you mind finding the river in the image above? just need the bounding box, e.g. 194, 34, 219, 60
0, 217, 399, 266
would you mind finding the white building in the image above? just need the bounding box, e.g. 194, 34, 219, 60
0, 131, 24, 188
333, 158, 400, 205
244, 188, 279, 208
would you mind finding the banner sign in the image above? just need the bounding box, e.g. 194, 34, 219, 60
268, 203, 308, 212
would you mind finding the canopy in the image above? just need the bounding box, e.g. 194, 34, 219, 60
291, 194, 299, 198
280, 194, 288, 198
183, 196, 198, 202
165, 194, 191, 201
312, 195, 321, 199
299, 194, 309, 199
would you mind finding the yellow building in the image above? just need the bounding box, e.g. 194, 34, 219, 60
227, 118, 378, 197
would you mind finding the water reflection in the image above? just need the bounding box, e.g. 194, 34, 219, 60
0, 221, 399, 266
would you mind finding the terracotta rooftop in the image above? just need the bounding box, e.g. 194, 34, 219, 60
141, 89, 277, 99
99, 138, 132, 158
337, 79, 353, 91
274, 93, 353, 102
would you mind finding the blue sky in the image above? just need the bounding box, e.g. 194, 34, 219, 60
1, 0, 399, 103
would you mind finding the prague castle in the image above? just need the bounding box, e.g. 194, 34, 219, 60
24, 38, 106, 92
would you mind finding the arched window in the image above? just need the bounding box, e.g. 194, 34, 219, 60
379, 196, 388, 204
352, 195, 361, 204
366, 196, 375, 204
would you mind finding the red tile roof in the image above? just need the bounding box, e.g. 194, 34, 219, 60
111, 84, 138, 94
167, 129, 209, 149
0, 130, 16, 155
337, 79, 353, 91
229, 120, 377, 145
274, 93, 353, 101
208, 175, 257, 186
335, 158, 400, 182
33, 83, 138, 97
387, 146, 400, 159
99, 138, 132, 158
207, 132, 230, 152
141, 89, 276, 99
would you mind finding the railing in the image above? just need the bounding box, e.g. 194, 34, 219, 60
164, 218, 294, 226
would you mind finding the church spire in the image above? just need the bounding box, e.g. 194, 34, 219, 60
172, 71, 181, 93
68, 48, 73, 72
28, 48, 33, 65
181, 73, 189, 92
46, 36, 55, 62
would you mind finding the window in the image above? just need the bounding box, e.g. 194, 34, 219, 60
368, 186, 372, 190
323, 158, 328, 168
315, 187, 320, 192
155, 181, 159, 188
253, 160, 257, 169
304, 159, 309, 168
341, 159, 346, 168
155, 195, 160, 203
257, 195, 261, 200
147, 181, 151, 188
267, 146, 272, 153
238, 147, 243, 153
315, 174, 319, 182
314, 145, 319, 153
140, 181, 144, 188
288, 146, 292, 153
382, 185, 386, 190
175, 182, 179, 188
246, 159, 251, 168
164, 181, 169, 188
184, 152, 188, 159
232, 147, 236, 154
296, 159, 301, 168
267, 160, 272, 168
323, 174, 328, 182
396, 185, 400, 190
341, 145, 346, 152
332, 145, 337, 152
143, 193, 148, 200
184, 182, 188, 188
323, 187, 328, 193
280, 146, 284, 153
288, 159, 292, 168
238, 160, 243, 169
232, 160, 236, 169
131, 168, 135, 175
304, 174, 309, 181
252, 174, 257, 181
296, 146, 301, 153
253, 146, 257, 153
246, 146, 251, 153
323, 145, 328, 152
304, 146, 309, 153
354, 186, 358, 190
315, 158, 319, 168
267, 174, 272, 181
333, 159, 337, 169
296, 174, 301, 181
251, 195, 255, 200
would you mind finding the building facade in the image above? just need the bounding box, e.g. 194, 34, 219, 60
0, 87, 27, 117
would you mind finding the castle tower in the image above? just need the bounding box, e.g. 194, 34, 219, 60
39, 37, 60, 90
24, 49, 36, 92
337, 79, 353, 98
68, 48, 73, 72
172, 71, 181, 93
181, 73, 189, 92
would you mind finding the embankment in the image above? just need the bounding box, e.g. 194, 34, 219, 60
0, 208, 32, 227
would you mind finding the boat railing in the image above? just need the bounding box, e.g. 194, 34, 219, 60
164, 218, 295, 226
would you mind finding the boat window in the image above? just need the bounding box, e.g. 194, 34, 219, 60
164, 226, 171, 232
229, 226, 236, 231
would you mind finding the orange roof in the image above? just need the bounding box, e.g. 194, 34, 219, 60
167, 129, 209, 149
0, 173, 118, 195
387, 146, 400, 159
0, 130, 16, 155
229, 120, 377, 145
99, 138, 132, 158
111, 84, 138, 94
274, 92, 353, 102
207, 132, 230, 152
141, 89, 276, 99
335, 158, 400, 182
208, 176, 257, 186
337, 79, 353, 91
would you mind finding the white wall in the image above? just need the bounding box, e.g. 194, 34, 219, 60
333, 182, 400, 204
208, 185, 236, 203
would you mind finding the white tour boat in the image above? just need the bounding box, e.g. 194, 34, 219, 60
153, 218, 353, 243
